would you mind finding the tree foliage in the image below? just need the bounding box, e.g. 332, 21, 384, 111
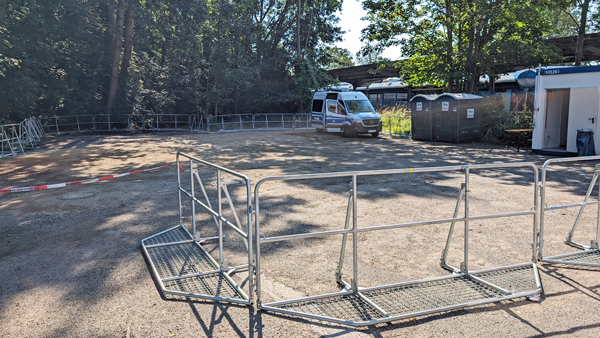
361, 0, 566, 93
0, 0, 343, 123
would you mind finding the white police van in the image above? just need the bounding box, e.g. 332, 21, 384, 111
311, 90, 382, 137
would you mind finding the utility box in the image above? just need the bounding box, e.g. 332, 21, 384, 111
410, 94, 436, 140
412, 93, 482, 143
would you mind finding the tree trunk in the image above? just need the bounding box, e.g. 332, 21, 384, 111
445, 0, 453, 92
575, 0, 590, 66
0, 0, 7, 25
118, 2, 135, 95
297, 0, 301, 61
106, 6, 125, 115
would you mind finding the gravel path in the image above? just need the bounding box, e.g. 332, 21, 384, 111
1, 130, 599, 337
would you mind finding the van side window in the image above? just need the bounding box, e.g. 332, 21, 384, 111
312, 99, 324, 112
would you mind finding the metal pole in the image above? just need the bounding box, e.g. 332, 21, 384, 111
352, 175, 358, 291
440, 183, 465, 270
246, 179, 254, 305
217, 170, 224, 268
539, 172, 546, 260
462, 167, 470, 273
266, 115, 269, 129
596, 167, 600, 248
532, 164, 539, 262
335, 189, 353, 279
252, 114, 255, 130
55, 117, 59, 134
239, 115, 243, 130
190, 159, 196, 237
108, 115, 111, 131
565, 171, 599, 243
177, 154, 183, 226
254, 184, 262, 306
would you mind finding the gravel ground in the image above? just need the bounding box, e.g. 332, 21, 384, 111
1, 130, 600, 337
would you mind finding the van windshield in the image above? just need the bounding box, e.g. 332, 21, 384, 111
345, 100, 375, 113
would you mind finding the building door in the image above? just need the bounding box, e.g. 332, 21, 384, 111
566, 88, 599, 153
544, 89, 570, 149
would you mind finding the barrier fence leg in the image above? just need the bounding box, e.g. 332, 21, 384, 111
440, 183, 466, 272
565, 170, 600, 249
221, 183, 248, 250
55, 117, 59, 134
335, 187, 354, 283
217, 170, 225, 269
4, 129, 15, 156
14, 126, 25, 153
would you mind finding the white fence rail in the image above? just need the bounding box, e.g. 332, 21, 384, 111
1, 117, 46, 158
39, 113, 312, 134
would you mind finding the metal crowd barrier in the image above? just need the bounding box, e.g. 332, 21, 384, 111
39, 113, 311, 134
141, 152, 254, 305
538, 156, 600, 267
1, 117, 45, 158
253, 163, 542, 326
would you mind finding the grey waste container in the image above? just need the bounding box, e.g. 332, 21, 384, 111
576, 129, 596, 156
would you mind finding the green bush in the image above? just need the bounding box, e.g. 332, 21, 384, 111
480, 94, 533, 148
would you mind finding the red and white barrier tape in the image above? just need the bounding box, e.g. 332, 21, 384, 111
1, 163, 182, 193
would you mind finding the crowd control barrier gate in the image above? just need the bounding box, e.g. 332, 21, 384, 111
253, 163, 542, 326
539, 156, 600, 267
141, 152, 254, 305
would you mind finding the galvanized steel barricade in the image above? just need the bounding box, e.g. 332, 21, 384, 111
39, 113, 311, 134
254, 162, 542, 326
538, 156, 600, 267
1, 117, 45, 158
141, 152, 254, 305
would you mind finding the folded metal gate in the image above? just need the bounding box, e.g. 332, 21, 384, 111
142, 152, 254, 305
254, 163, 542, 326
539, 156, 600, 267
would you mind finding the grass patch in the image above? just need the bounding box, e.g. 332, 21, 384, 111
378, 106, 411, 137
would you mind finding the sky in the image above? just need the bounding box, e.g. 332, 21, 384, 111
335, 0, 400, 61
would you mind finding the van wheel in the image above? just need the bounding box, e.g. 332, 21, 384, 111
316, 128, 324, 133
343, 126, 355, 138
371, 132, 379, 138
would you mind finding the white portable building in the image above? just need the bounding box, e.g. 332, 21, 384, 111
533, 65, 600, 155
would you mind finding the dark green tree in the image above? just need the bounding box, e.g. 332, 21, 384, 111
361, 0, 563, 93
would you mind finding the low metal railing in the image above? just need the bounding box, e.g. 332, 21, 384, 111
253, 162, 542, 326
538, 156, 600, 267
39, 113, 312, 134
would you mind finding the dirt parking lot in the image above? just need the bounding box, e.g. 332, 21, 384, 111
1, 130, 600, 337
